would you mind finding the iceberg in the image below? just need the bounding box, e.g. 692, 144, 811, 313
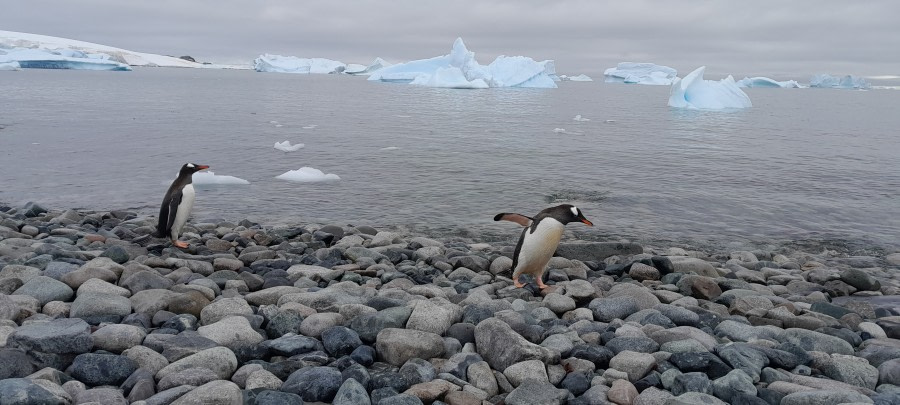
275, 167, 341, 182
0, 61, 20, 71
809, 74, 870, 89
368, 38, 558, 89
736, 77, 801, 88
560, 74, 593, 81
254, 55, 346, 74
274, 141, 305, 152
344, 57, 392, 75
573, 115, 590, 121
604, 62, 678, 85
0, 48, 131, 71
0, 30, 246, 69
192, 171, 250, 185
668, 66, 752, 110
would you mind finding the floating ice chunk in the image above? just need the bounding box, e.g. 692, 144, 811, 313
191, 171, 250, 185
410, 67, 489, 89
605, 62, 677, 85
369, 38, 557, 88
254, 54, 346, 74
605, 120, 616, 123
0, 61, 20, 71
274, 141, 305, 152
276, 167, 341, 182
553, 128, 567, 133
563, 74, 593, 82
668, 66, 752, 110
573, 115, 590, 122
0, 48, 131, 71
302, 125, 317, 129
269, 121, 279, 124
380, 146, 400, 151
736, 77, 801, 88
344, 57, 392, 75
809, 74, 870, 89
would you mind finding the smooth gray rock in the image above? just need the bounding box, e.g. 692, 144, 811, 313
376, 328, 445, 366
171, 380, 242, 405
504, 379, 568, 405
12, 276, 74, 306
7, 318, 93, 354
333, 377, 371, 405
69, 352, 138, 386
779, 390, 874, 405
555, 242, 643, 261
0, 378, 68, 405
474, 318, 553, 371
282, 366, 342, 402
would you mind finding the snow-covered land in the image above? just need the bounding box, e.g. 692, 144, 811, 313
668, 66, 752, 109
809, 74, 871, 89
276, 167, 341, 182
368, 38, 558, 89
0, 48, 131, 71
254, 55, 346, 74
736, 77, 801, 88
192, 171, 250, 185
604, 62, 678, 85
0, 30, 246, 69
273, 141, 305, 152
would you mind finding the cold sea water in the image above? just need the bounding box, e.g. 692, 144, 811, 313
1, 68, 898, 252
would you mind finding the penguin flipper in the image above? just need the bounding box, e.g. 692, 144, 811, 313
494, 213, 533, 227
165, 191, 183, 237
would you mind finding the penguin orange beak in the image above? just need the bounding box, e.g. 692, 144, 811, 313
581, 218, 593, 226
197, 165, 210, 170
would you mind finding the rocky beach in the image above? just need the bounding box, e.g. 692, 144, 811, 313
1, 201, 899, 405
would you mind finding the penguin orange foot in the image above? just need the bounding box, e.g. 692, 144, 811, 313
494, 204, 593, 289
154, 163, 209, 249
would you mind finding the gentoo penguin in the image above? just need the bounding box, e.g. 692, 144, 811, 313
154, 163, 209, 248
494, 204, 593, 289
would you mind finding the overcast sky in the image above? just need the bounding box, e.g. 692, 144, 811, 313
5, 0, 899, 78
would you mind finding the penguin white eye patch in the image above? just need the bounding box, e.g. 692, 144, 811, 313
570, 206, 579, 216
186, 163, 195, 168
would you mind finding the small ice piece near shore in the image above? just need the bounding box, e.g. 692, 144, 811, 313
274, 141, 305, 152
809, 74, 871, 89
668, 66, 752, 110
302, 125, 317, 129
553, 128, 567, 133
736, 77, 801, 88
276, 167, 340, 182
573, 115, 590, 121
605, 62, 677, 85
254, 55, 346, 74
380, 146, 400, 151
191, 171, 250, 185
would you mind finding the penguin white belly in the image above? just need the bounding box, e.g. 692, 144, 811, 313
513, 218, 565, 276
170, 184, 195, 240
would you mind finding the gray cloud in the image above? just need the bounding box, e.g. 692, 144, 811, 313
5, 0, 899, 78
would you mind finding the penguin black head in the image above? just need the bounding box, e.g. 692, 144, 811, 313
549, 204, 593, 226
178, 163, 210, 177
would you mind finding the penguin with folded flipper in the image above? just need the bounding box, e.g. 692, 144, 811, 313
154, 163, 209, 248
494, 204, 593, 289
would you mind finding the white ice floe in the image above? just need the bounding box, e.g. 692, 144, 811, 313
0, 30, 246, 69
561, 74, 593, 82
380, 146, 400, 151
0, 48, 131, 71
274, 141, 305, 152
254, 55, 346, 74
736, 77, 801, 88
573, 115, 590, 122
302, 125, 317, 129
553, 128, 567, 133
275, 167, 341, 182
809, 74, 871, 89
0, 61, 20, 71
668, 66, 752, 110
368, 38, 558, 89
191, 171, 250, 185
344, 57, 392, 75
605, 62, 678, 85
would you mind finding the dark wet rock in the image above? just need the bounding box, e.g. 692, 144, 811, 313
0, 378, 68, 405
69, 352, 138, 386
281, 366, 342, 402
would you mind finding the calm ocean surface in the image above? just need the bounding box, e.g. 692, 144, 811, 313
1, 68, 898, 250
